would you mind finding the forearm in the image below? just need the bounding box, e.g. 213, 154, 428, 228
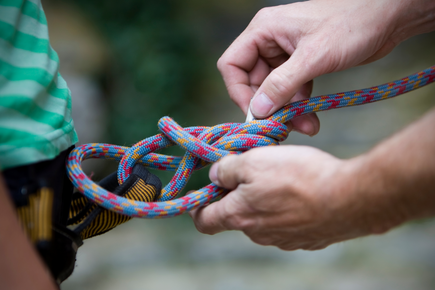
311, 0, 435, 42
0, 174, 57, 290
345, 108, 435, 234
390, 0, 435, 43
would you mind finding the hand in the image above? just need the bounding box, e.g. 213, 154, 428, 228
217, 0, 428, 134
190, 146, 371, 250
190, 109, 435, 250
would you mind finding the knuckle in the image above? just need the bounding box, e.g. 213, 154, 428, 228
221, 203, 255, 231
215, 164, 227, 187
300, 43, 319, 61
235, 155, 250, 175
193, 220, 214, 235
266, 71, 294, 100
216, 56, 226, 73
224, 217, 243, 230
239, 149, 267, 179
249, 235, 274, 246
298, 41, 336, 74
222, 213, 253, 231
253, 7, 275, 21
217, 155, 239, 187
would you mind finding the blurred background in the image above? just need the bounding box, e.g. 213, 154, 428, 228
41, 0, 435, 289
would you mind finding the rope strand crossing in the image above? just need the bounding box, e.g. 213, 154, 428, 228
67, 66, 435, 218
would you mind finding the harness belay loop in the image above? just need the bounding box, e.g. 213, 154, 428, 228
67, 66, 435, 219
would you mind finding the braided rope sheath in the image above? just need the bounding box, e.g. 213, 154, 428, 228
67, 66, 435, 218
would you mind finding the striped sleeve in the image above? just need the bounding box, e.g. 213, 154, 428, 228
0, 0, 78, 170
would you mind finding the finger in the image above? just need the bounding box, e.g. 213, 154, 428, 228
291, 113, 320, 136
219, 69, 253, 115
217, 35, 261, 114
189, 194, 245, 235
278, 243, 310, 251
303, 241, 330, 251
248, 235, 275, 246
282, 80, 319, 135
189, 202, 229, 235
218, 31, 289, 115
250, 47, 321, 118
209, 154, 247, 189
249, 57, 271, 89
290, 80, 320, 135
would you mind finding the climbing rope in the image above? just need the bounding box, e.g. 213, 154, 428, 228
67, 66, 435, 219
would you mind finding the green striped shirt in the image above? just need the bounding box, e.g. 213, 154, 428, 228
0, 0, 78, 170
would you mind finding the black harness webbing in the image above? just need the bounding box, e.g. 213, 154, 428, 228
4, 148, 161, 284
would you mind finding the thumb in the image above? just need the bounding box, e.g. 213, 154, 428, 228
250, 49, 317, 118
209, 154, 246, 189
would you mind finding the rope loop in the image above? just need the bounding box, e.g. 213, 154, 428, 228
67, 66, 435, 218
68, 118, 287, 218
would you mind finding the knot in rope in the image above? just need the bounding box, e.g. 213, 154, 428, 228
68, 118, 288, 218
67, 66, 435, 218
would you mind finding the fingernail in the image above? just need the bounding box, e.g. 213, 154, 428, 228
251, 92, 274, 117
209, 163, 220, 186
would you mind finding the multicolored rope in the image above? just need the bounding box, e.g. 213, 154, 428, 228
67, 66, 435, 218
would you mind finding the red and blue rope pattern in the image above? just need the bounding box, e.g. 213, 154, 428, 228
67, 66, 435, 218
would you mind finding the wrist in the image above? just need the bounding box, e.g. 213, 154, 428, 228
330, 147, 419, 237
390, 0, 435, 44
342, 154, 410, 235
341, 111, 435, 235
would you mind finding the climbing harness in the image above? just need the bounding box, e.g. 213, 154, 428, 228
8, 150, 162, 283
68, 164, 161, 240
67, 66, 435, 220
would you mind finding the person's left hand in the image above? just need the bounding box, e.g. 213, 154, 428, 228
189, 145, 370, 250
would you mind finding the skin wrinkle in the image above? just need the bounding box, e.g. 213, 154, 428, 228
255, 34, 287, 61
249, 57, 269, 87
223, 193, 257, 231
230, 36, 259, 71
220, 5, 320, 126
191, 0, 435, 250
252, 25, 292, 73
225, 82, 250, 112
193, 107, 431, 249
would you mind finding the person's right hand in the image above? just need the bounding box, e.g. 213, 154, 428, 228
217, 0, 430, 135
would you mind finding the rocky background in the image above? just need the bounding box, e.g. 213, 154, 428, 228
42, 0, 435, 289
